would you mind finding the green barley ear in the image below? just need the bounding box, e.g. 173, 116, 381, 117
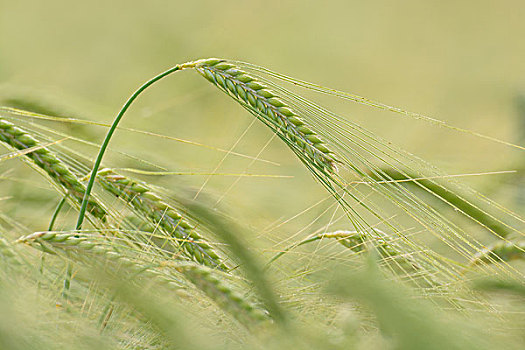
180, 197, 287, 325
189, 58, 338, 173
473, 277, 525, 297
269, 230, 424, 282
17, 231, 267, 326
470, 240, 525, 266
65, 57, 523, 300
0, 118, 108, 223
17, 231, 183, 289
97, 168, 227, 271
173, 262, 269, 325
371, 168, 513, 238
269, 230, 371, 264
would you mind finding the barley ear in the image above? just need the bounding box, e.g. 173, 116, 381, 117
0, 118, 108, 222
18, 232, 267, 326
17, 231, 181, 289
173, 262, 269, 325
97, 168, 227, 271
190, 58, 338, 173
470, 240, 525, 266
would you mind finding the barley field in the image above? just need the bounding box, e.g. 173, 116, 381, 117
0, 1, 524, 349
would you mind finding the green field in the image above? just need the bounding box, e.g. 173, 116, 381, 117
0, 2, 524, 349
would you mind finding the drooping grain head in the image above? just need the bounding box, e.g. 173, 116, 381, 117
174, 262, 268, 325
188, 58, 338, 173
97, 168, 227, 271
311, 230, 402, 258
0, 119, 107, 222
18, 231, 267, 325
270, 229, 426, 284
324, 230, 422, 273
17, 231, 179, 286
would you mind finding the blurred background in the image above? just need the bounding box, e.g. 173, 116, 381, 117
0, 0, 523, 243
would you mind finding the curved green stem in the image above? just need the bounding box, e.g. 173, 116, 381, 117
41, 195, 68, 288
48, 195, 68, 231
75, 65, 183, 230
48, 195, 70, 298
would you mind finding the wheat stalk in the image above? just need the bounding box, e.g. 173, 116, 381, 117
97, 168, 227, 270
0, 118, 107, 222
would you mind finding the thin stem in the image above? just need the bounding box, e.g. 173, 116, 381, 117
67, 64, 184, 298
50, 195, 70, 299
75, 65, 183, 230
41, 195, 68, 292
62, 264, 73, 300
49, 195, 69, 231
